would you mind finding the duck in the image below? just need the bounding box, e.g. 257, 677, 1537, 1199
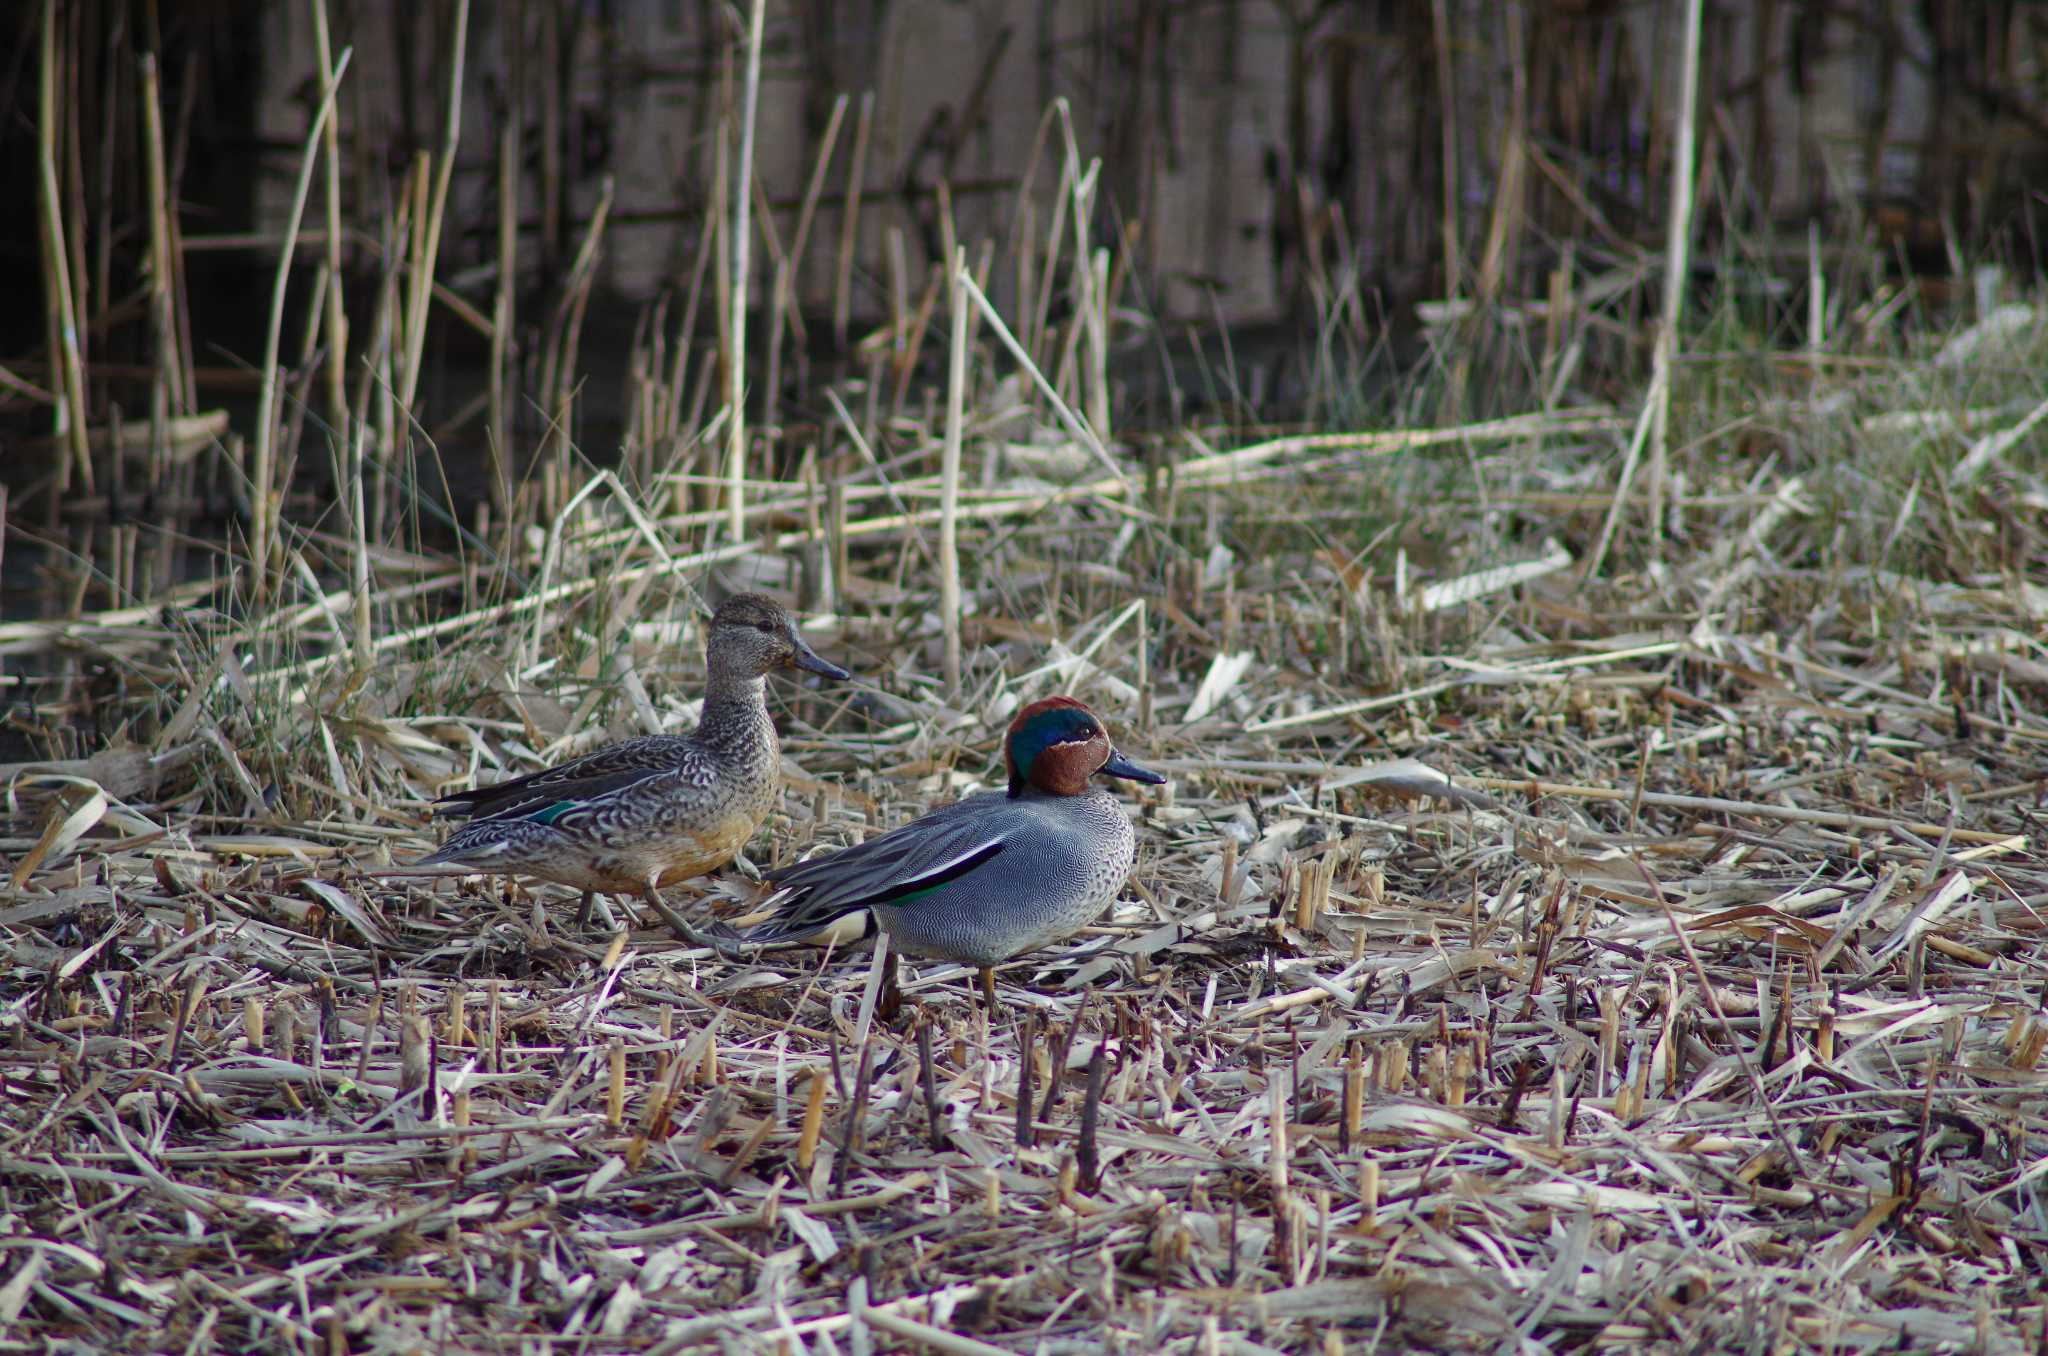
741, 695, 1164, 1001
418, 591, 850, 932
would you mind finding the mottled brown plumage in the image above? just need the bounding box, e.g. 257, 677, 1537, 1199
418, 592, 849, 929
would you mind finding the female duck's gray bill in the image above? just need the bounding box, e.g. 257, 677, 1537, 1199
1100, 747, 1167, 784
790, 636, 852, 681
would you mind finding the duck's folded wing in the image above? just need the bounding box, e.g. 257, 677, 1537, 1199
746, 808, 1010, 943
437, 735, 702, 819
415, 773, 644, 865
415, 811, 562, 866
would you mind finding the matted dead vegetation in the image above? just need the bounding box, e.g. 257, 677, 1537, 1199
7, 310, 2048, 1351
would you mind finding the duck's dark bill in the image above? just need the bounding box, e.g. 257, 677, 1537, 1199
1099, 748, 1167, 784
791, 639, 852, 680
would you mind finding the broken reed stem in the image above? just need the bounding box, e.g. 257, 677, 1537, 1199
885, 228, 909, 397
250, 45, 353, 605
725, 0, 768, 540
1341, 1046, 1363, 1151
1077, 1044, 1106, 1191
1268, 1081, 1289, 1193
1014, 1015, 1037, 1149
1086, 248, 1111, 445
1806, 218, 1825, 356
940, 249, 967, 693
917, 1019, 943, 1150
794, 1071, 826, 1168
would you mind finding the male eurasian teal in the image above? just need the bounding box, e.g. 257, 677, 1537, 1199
419, 592, 850, 931
742, 695, 1165, 1000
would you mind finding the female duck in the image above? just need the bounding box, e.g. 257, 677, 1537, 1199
743, 696, 1164, 998
419, 592, 849, 930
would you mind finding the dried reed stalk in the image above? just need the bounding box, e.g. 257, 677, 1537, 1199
725, 0, 768, 539
488, 0, 525, 520
1583, 0, 1705, 580
832, 92, 873, 348
36, 0, 91, 497
1430, 0, 1461, 302
311, 0, 349, 458
1644, 0, 1706, 550
136, 52, 182, 501
940, 249, 968, 691
249, 45, 352, 603
395, 0, 470, 418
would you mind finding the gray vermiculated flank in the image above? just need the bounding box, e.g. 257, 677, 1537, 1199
758, 786, 1137, 967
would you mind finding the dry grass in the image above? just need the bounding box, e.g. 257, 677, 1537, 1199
8, 11, 2048, 1345
6, 289, 2048, 1351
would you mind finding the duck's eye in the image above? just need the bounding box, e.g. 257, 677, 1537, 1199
755, 620, 777, 633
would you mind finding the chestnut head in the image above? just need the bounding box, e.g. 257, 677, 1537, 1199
1004, 696, 1165, 798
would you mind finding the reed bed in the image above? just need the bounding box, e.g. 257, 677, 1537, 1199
6, 293, 2048, 1347
7, 5, 2048, 1353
